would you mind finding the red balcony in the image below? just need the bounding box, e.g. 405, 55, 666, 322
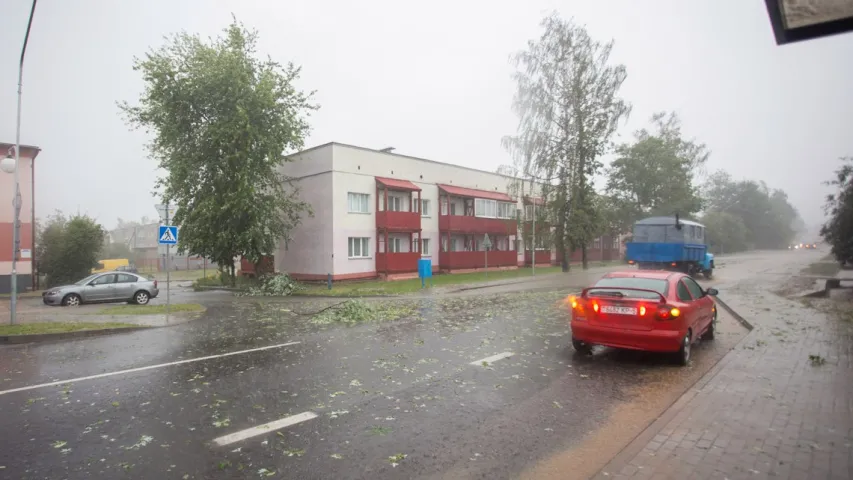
524, 250, 551, 265
439, 250, 517, 270
439, 215, 517, 235
376, 211, 421, 232
375, 252, 421, 273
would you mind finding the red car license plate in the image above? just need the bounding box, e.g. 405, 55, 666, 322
601, 305, 637, 315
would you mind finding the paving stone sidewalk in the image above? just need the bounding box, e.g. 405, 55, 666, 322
594, 271, 853, 480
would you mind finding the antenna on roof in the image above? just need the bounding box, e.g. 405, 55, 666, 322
379, 147, 395, 153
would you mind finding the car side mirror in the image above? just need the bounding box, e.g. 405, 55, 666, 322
705, 288, 718, 296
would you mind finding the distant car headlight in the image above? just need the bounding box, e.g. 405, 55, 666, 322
45, 290, 59, 296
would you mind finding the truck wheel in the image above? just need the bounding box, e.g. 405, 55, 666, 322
704, 269, 713, 280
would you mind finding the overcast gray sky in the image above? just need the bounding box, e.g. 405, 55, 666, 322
1, 0, 851, 232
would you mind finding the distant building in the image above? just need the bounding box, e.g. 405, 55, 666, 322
0, 142, 40, 293
108, 222, 215, 271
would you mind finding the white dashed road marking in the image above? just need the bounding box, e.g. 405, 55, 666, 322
212, 412, 319, 447
0, 341, 302, 396
471, 352, 515, 366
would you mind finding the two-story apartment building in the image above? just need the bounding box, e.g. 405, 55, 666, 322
277, 142, 590, 281
277, 143, 530, 280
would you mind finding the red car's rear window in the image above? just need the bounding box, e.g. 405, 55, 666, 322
589, 277, 668, 300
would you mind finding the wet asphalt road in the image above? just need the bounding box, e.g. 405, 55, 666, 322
0, 253, 810, 480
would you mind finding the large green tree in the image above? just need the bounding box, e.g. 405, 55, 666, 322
37, 212, 105, 287
820, 156, 853, 263
503, 13, 630, 270
120, 18, 316, 285
606, 112, 707, 223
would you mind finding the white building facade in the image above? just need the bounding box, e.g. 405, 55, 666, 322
276, 142, 550, 281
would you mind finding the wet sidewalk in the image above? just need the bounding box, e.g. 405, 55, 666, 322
595, 270, 853, 479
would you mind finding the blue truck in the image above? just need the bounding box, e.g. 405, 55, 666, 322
625, 215, 715, 279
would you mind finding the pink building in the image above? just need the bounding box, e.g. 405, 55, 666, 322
0, 142, 40, 293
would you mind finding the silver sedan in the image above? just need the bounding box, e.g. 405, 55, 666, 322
42, 272, 160, 307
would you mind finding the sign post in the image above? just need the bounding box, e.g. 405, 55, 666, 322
157, 205, 178, 323
482, 233, 492, 280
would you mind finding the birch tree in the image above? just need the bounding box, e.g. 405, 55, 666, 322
503, 13, 630, 270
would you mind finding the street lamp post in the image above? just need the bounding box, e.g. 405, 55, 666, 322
4, 0, 39, 325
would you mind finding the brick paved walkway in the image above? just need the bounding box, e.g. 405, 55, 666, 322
594, 271, 853, 480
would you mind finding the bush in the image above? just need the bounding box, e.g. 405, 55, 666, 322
238, 273, 303, 296
38, 212, 105, 287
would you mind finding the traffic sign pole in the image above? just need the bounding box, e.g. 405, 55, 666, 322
157, 206, 179, 324
165, 203, 170, 323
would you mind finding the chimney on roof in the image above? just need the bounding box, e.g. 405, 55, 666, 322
379, 147, 395, 153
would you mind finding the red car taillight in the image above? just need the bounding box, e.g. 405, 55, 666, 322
657, 305, 681, 320
568, 296, 595, 316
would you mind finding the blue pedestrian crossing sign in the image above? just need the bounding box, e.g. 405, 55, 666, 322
158, 225, 178, 245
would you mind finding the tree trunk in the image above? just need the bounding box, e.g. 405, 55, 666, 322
581, 243, 588, 270
228, 263, 236, 287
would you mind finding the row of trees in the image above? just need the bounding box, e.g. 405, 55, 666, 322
115, 14, 805, 282
504, 14, 802, 268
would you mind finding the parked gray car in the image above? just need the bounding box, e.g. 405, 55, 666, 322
42, 272, 160, 307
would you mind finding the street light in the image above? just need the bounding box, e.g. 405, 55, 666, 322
6, 0, 38, 325
0, 153, 14, 174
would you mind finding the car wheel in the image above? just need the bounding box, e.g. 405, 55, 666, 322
572, 337, 593, 355
675, 331, 691, 366
702, 310, 717, 341
133, 291, 150, 305
703, 269, 713, 280
62, 294, 82, 307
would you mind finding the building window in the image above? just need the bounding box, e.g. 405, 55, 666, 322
474, 199, 515, 219
387, 196, 403, 212
420, 199, 431, 217
612, 237, 620, 249
422, 238, 430, 256
348, 237, 370, 258
348, 193, 369, 213
388, 237, 402, 253
593, 237, 601, 248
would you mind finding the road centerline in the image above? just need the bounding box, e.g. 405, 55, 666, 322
0, 341, 301, 396
212, 412, 319, 447
471, 352, 515, 366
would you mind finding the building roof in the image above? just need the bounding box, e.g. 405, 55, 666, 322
438, 184, 513, 202
0, 142, 41, 160
635, 216, 704, 227
375, 176, 421, 191
290, 141, 518, 180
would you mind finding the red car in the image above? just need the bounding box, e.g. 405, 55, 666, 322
569, 270, 718, 366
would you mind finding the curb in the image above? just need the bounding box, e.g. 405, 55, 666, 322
713, 296, 754, 330
0, 326, 152, 345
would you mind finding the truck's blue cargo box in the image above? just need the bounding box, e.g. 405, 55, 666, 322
625, 242, 707, 263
